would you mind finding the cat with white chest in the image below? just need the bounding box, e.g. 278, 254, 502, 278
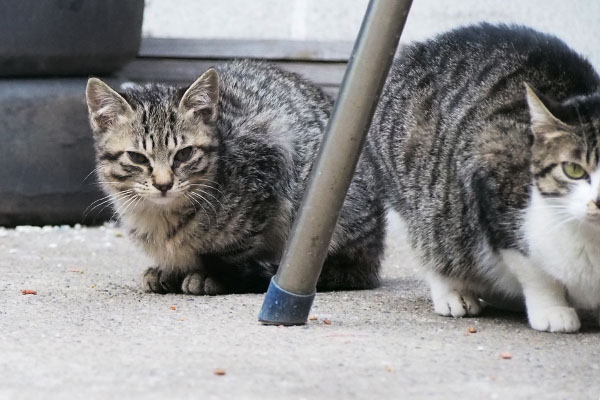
366, 24, 600, 332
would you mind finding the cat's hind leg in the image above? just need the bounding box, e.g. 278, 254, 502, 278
316, 209, 385, 291
427, 271, 483, 317
316, 243, 382, 291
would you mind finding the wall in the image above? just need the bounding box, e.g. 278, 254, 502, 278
143, 0, 600, 68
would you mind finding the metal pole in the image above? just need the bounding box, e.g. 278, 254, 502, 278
258, 0, 412, 325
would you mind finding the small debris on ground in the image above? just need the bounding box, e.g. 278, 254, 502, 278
67, 269, 84, 274
170, 305, 176, 311
21, 290, 37, 295
308, 315, 318, 321
467, 327, 477, 334
500, 352, 512, 360
323, 319, 332, 325
385, 366, 394, 372
214, 368, 226, 376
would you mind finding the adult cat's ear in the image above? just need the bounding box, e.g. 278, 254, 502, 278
178, 68, 219, 123
524, 82, 569, 141
86, 78, 134, 133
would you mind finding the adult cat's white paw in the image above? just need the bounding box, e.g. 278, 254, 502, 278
182, 272, 225, 295
432, 290, 482, 318
528, 306, 580, 333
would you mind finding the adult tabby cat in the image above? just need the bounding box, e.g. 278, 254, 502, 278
86, 60, 384, 295
366, 24, 600, 332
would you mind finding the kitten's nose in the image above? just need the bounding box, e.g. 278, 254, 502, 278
153, 181, 173, 194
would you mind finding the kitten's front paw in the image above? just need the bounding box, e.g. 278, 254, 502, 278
528, 306, 580, 333
182, 272, 226, 296
432, 290, 482, 318
142, 266, 181, 294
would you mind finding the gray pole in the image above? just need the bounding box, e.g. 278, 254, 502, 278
258, 0, 413, 325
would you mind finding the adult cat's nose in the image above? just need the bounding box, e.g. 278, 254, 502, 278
153, 181, 173, 194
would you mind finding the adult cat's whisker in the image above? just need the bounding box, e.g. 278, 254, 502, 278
528, 205, 571, 211
523, 215, 579, 240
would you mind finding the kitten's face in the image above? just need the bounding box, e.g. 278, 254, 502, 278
526, 84, 600, 228
86, 69, 220, 211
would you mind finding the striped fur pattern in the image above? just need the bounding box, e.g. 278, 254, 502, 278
366, 24, 600, 332
86, 60, 385, 295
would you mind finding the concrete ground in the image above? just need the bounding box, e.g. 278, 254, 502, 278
1, 215, 598, 400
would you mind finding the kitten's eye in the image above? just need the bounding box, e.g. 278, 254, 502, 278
127, 151, 149, 165
174, 146, 193, 163
562, 162, 587, 180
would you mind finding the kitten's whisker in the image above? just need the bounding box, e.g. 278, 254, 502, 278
189, 178, 222, 189
183, 193, 198, 213
82, 167, 100, 183
130, 196, 143, 216
184, 193, 211, 227
111, 194, 138, 222
87, 189, 132, 206
84, 190, 133, 218
188, 182, 225, 196
120, 195, 141, 218
191, 189, 224, 211
188, 191, 218, 216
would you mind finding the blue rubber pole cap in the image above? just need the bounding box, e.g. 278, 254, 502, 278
258, 277, 316, 325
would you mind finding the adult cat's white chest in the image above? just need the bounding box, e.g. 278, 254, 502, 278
524, 190, 600, 310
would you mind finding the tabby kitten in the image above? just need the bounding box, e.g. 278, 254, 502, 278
86, 60, 384, 295
366, 24, 600, 332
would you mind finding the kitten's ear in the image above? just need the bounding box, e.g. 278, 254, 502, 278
524, 82, 568, 141
178, 68, 219, 123
86, 78, 134, 133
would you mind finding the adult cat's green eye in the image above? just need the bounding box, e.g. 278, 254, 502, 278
127, 151, 149, 165
562, 162, 587, 180
174, 146, 193, 162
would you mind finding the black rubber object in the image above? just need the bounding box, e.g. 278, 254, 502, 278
0, 0, 145, 77
0, 78, 111, 226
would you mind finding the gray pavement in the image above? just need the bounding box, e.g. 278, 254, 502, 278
1, 215, 599, 399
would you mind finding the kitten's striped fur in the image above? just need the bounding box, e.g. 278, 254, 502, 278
87, 60, 385, 295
